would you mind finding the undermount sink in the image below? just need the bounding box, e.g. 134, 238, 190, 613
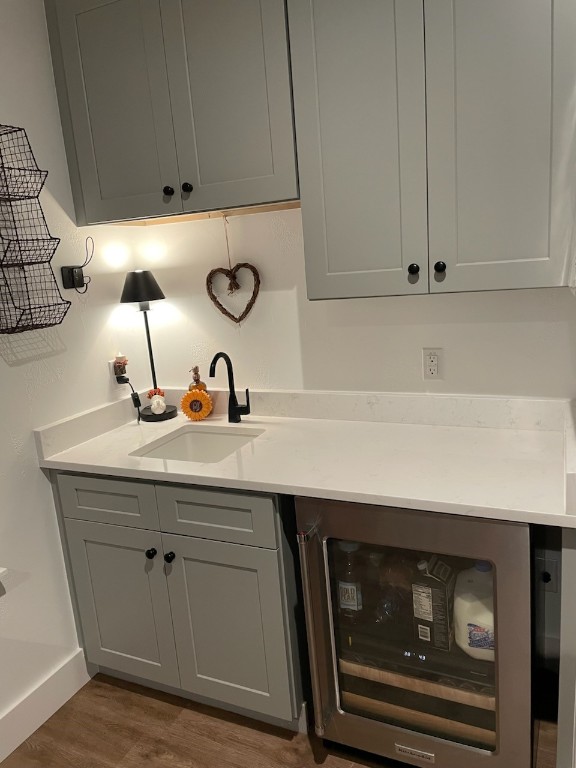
130, 424, 264, 464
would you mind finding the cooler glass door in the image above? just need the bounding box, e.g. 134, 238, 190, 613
296, 498, 531, 768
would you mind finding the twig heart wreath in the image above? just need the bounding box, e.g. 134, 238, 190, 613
206, 216, 261, 324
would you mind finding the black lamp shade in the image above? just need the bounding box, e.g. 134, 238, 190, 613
120, 270, 165, 304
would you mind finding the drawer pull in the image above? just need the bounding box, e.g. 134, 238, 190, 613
145, 548, 157, 560
164, 551, 176, 564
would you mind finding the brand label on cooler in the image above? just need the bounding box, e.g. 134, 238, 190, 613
468, 623, 495, 650
395, 744, 435, 763
339, 581, 362, 611
412, 585, 434, 622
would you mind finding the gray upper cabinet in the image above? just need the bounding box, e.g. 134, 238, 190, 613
47, 0, 183, 223
164, 533, 295, 721
46, 0, 297, 224
288, 0, 428, 299
288, 0, 576, 298
425, 0, 576, 293
162, 0, 298, 212
65, 518, 181, 686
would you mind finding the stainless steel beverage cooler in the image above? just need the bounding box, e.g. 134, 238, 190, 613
296, 498, 531, 767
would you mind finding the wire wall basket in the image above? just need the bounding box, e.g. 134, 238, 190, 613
0, 124, 70, 334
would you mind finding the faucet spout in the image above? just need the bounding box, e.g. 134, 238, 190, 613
209, 352, 250, 423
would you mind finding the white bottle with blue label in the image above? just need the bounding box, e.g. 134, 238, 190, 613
454, 561, 495, 662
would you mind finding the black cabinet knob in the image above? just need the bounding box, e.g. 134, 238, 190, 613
164, 552, 176, 564
434, 261, 447, 274
407, 263, 420, 275
145, 548, 157, 560
181, 182, 193, 193
163, 186, 175, 196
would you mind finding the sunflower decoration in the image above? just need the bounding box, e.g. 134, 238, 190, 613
181, 367, 213, 421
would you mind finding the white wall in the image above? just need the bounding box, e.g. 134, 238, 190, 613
0, 1, 149, 750
94, 211, 576, 400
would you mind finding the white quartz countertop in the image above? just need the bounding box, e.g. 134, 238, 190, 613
37, 409, 571, 527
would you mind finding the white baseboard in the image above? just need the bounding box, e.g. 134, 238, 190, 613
0, 648, 91, 763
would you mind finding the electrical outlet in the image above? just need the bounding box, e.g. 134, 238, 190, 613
423, 348, 443, 380
109, 360, 125, 386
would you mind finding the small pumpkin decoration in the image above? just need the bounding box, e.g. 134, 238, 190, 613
181, 389, 213, 421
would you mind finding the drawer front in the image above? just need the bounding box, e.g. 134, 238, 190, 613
58, 474, 159, 529
156, 486, 278, 548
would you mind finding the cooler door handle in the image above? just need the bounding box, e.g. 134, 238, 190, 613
298, 525, 326, 736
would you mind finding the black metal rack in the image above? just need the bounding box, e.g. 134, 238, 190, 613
0, 125, 70, 334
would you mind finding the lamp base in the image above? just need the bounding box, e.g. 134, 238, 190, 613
140, 404, 178, 422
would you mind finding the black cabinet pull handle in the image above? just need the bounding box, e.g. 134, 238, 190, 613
181, 182, 193, 193
164, 552, 176, 564
434, 261, 447, 274
163, 186, 175, 196
145, 548, 157, 560
407, 263, 420, 275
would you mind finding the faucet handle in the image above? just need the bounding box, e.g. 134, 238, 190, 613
237, 388, 251, 416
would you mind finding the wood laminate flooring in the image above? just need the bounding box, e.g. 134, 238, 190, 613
2, 675, 557, 768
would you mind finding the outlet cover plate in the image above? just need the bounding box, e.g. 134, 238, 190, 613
423, 348, 443, 380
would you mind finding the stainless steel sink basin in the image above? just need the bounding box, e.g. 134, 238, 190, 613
130, 425, 264, 464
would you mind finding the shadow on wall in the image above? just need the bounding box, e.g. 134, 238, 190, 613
0, 328, 66, 367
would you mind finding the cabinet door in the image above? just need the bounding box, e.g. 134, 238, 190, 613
52, 0, 183, 223
65, 519, 180, 686
288, 0, 428, 299
426, 0, 576, 292
164, 533, 294, 721
161, 0, 298, 212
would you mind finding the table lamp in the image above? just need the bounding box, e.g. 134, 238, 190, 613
120, 270, 177, 422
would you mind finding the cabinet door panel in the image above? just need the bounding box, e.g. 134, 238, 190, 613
164, 534, 294, 721
66, 519, 180, 686
288, 0, 428, 299
156, 485, 278, 548
58, 474, 159, 529
54, 0, 182, 222
426, 0, 576, 292
162, 0, 297, 211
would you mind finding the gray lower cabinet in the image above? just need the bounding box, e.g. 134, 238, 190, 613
64, 518, 181, 687
164, 533, 294, 721
58, 475, 300, 725
45, 0, 297, 224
